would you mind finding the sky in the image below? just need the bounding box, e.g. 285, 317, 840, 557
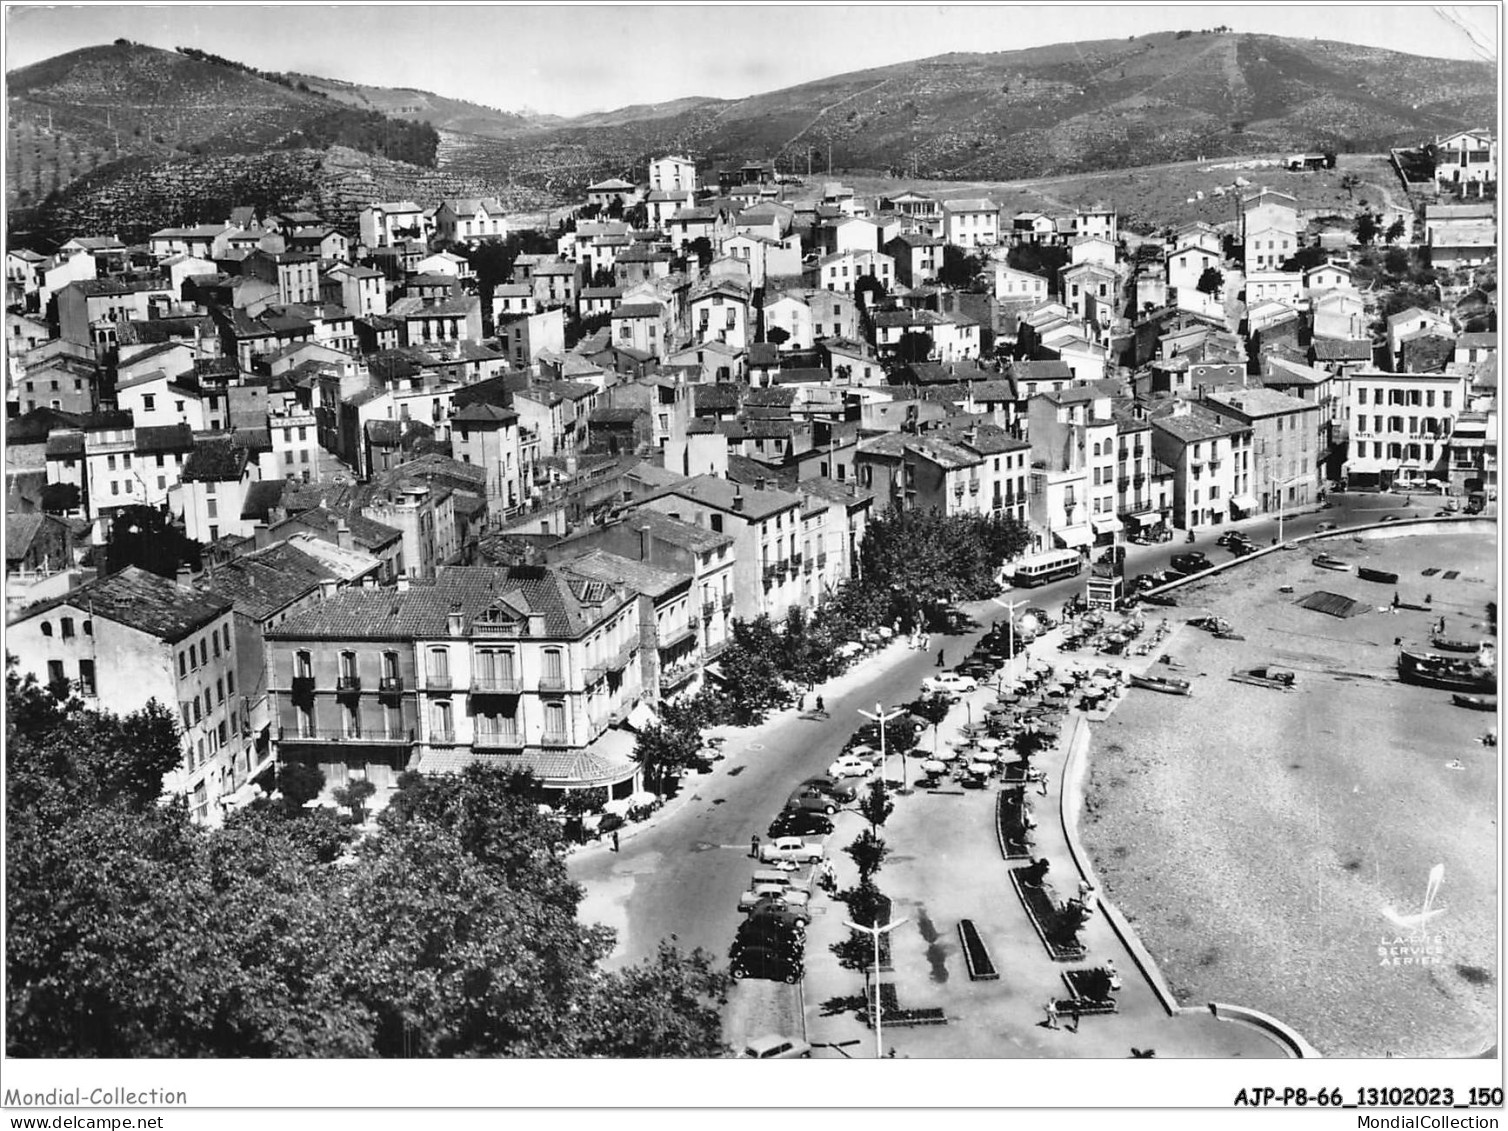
4, 3, 1500, 118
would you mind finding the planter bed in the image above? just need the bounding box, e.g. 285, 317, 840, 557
1009, 868, 1088, 963
860, 983, 948, 1028
994, 787, 1035, 860
1061, 968, 1119, 1012
957, 919, 999, 981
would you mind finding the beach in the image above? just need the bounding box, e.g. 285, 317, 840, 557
1079, 529, 1498, 1057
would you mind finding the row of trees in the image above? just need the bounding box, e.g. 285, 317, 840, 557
6, 667, 729, 1057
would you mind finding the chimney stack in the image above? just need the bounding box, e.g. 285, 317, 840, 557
755, 476, 767, 492
733, 485, 745, 511
253, 521, 270, 550
638, 523, 651, 562
336, 519, 353, 551
447, 603, 465, 636
396, 575, 411, 592
318, 579, 338, 599
175, 563, 195, 589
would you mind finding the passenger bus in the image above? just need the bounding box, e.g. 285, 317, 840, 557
1008, 549, 1084, 588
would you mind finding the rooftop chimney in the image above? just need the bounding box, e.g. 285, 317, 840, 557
638, 523, 652, 562
396, 575, 410, 593
253, 521, 270, 550
733, 485, 745, 511
318, 579, 338, 599
335, 519, 353, 551
755, 476, 767, 492
447, 602, 465, 636
175, 563, 195, 590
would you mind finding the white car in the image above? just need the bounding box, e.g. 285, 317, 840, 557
827, 755, 874, 779
742, 1034, 813, 1059
922, 672, 979, 695
760, 836, 825, 864
738, 884, 811, 912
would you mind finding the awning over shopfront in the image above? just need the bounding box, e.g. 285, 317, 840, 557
1053, 524, 1094, 549
626, 701, 659, 732
1091, 517, 1122, 536
1126, 511, 1161, 527
1229, 494, 1258, 513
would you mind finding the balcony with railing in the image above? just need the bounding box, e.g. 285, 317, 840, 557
426, 672, 453, 691
722, 592, 735, 612
702, 598, 717, 620
290, 675, 315, 703
335, 675, 362, 698
278, 726, 413, 745
816, 552, 828, 570
541, 729, 570, 747
538, 671, 569, 692
473, 728, 525, 749
378, 675, 404, 698
471, 673, 523, 695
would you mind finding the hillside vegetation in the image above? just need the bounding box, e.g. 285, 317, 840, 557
439, 31, 1496, 191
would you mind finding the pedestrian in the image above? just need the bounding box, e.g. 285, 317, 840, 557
816, 694, 825, 716
937, 649, 946, 669
1105, 958, 1122, 991
751, 834, 760, 859
1426, 594, 1434, 606
1392, 591, 1400, 608
1066, 1002, 1081, 1033
1043, 1000, 1060, 1030
612, 830, 620, 853
1394, 636, 1402, 647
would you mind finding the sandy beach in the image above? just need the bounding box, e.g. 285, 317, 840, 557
1079, 529, 1498, 1057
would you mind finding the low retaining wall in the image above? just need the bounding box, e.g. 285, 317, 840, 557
1208, 1002, 1322, 1059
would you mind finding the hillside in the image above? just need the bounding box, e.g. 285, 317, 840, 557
438, 31, 1496, 188
6, 41, 440, 230
286, 72, 549, 139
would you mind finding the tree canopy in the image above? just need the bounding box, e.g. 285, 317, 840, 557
6, 670, 728, 1057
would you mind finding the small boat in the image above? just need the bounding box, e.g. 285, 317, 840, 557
1230, 665, 1297, 691
1432, 636, 1483, 654
1452, 693, 1497, 711
1398, 647, 1496, 692
1311, 553, 1350, 571
1128, 673, 1191, 696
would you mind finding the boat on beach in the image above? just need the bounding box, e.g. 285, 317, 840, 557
1397, 646, 1496, 692
1452, 693, 1497, 711
1128, 673, 1191, 696
1311, 553, 1350, 571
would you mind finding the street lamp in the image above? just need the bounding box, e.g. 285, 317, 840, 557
859, 701, 908, 793
991, 596, 1027, 673
845, 916, 908, 1059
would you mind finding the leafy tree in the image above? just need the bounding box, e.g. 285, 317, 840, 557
40, 482, 80, 514
106, 505, 202, 579
904, 694, 951, 728
938, 244, 984, 289
1383, 246, 1411, 276
632, 722, 700, 795
1340, 173, 1360, 199
332, 778, 376, 823
854, 271, 888, 310
1385, 217, 1407, 244
765, 325, 790, 346
857, 779, 893, 831
687, 236, 714, 269
277, 761, 326, 809
1008, 241, 1068, 285
895, 330, 933, 364
1196, 266, 1224, 295
1279, 244, 1329, 273
1353, 211, 1380, 246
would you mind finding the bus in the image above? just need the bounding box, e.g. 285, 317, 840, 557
1008, 549, 1084, 588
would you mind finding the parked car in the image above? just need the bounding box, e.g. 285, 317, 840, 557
732, 934, 803, 960
826, 755, 873, 780
922, 672, 979, 695
1228, 541, 1258, 556
742, 1034, 812, 1059
798, 776, 858, 802
738, 883, 811, 912
744, 896, 811, 926
730, 945, 803, 983
1216, 531, 1250, 548
1314, 521, 1339, 533
742, 908, 808, 938
785, 791, 838, 815
1380, 514, 1400, 523
956, 660, 994, 681
760, 836, 825, 864
1170, 552, 1211, 575
768, 811, 833, 838
1130, 574, 1160, 593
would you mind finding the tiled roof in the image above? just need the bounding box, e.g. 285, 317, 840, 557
415, 725, 638, 787
558, 549, 690, 600
195, 543, 338, 621
612, 302, 664, 319
744, 387, 797, 407
1148, 405, 1244, 443
134, 423, 196, 454
240, 479, 289, 522
12, 565, 229, 642
646, 473, 802, 521
181, 437, 250, 482
798, 476, 874, 508
271, 505, 401, 553
1012, 359, 1073, 381
270, 565, 634, 641
1203, 387, 1311, 418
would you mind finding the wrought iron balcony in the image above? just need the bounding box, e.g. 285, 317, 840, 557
290, 675, 315, 702
702, 599, 717, 620
722, 592, 735, 611
541, 729, 570, 747
335, 675, 362, 697
538, 672, 569, 692
378, 675, 404, 696
426, 673, 453, 691
473, 728, 525, 749
278, 726, 413, 745
471, 674, 522, 695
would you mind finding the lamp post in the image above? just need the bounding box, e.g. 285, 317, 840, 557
845, 916, 908, 1059
991, 595, 1027, 673
859, 701, 908, 793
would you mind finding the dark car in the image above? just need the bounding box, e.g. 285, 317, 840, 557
784, 791, 838, 816
798, 776, 858, 803
957, 660, 994, 681
1216, 531, 1253, 548
1130, 574, 1160, 593
768, 811, 833, 838
1228, 541, 1258, 556
1170, 552, 1211, 575
732, 931, 804, 958
743, 910, 808, 939
731, 945, 804, 983
745, 896, 811, 927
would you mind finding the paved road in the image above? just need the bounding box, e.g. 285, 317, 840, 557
569, 489, 1436, 970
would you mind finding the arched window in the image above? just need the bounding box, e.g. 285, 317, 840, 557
82, 620, 92, 636
40, 622, 52, 637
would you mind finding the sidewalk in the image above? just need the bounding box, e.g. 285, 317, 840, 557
801, 617, 1288, 1058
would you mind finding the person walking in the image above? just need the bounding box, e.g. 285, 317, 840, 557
750, 834, 761, 859
1105, 959, 1122, 991
612, 830, 620, 853
1066, 1002, 1081, 1033
1042, 1000, 1060, 1030
937, 649, 946, 669
816, 695, 825, 716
